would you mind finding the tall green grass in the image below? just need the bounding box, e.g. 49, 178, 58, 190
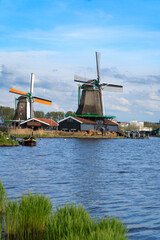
46, 204, 128, 240
4, 193, 52, 239
0, 179, 6, 213
1, 179, 128, 240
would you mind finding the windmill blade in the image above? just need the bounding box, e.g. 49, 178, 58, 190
74, 80, 95, 86
74, 74, 95, 83
30, 73, 35, 95
95, 52, 100, 82
102, 84, 123, 92
9, 88, 28, 96
33, 97, 52, 105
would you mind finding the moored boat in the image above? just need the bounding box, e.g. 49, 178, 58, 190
19, 136, 37, 146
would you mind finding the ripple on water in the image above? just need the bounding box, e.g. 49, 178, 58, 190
0, 137, 160, 239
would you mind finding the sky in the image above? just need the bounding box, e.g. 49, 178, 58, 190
0, 0, 160, 122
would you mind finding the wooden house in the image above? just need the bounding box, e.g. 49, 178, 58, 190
20, 118, 58, 130
104, 119, 118, 132
58, 116, 97, 132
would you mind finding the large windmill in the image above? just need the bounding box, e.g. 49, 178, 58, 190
74, 52, 123, 118
9, 73, 52, 120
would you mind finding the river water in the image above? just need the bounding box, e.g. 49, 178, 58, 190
0, 137, 160, 239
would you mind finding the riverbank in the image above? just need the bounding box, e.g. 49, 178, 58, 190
0, 131, 19, 146
9, 128, 124, 139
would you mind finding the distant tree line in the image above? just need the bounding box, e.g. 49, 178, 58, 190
0, 106, 15, 122
34, 110, 75, 122
0, 106, 75, 123
144, 121, 160, 129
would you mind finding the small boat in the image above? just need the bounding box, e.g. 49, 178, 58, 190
19, 136, 37, 146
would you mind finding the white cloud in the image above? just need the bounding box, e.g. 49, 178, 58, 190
106, 104, 130, 112
149, 92, 160, 101
117, 97, 131, 106
135, 99, 160, 111
145, 111, 154, 116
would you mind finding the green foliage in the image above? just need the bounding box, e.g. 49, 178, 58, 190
45, 111, 64, 122
65, 111, 76, 116
0, 106, 15, 122
0, 131, 19, 146
0, 179, 7, 213
4, 193, 52, 239
47, 204, 128, 240
34, 111, 45, 118
144, 122, 160, 130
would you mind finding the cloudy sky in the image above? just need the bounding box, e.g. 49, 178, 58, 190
0, 0, 160, 122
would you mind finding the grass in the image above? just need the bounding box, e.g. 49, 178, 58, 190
0, 131, 19, 146
0, 179, 6, 213
46, 204, 128, 240
4, 193, 52, 239
0, 179, 128, 240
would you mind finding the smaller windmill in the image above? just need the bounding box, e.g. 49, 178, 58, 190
10, 73, 52, 120
74, 52, 123, 117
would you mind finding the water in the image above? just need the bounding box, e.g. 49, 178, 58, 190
0, 137, 160, 239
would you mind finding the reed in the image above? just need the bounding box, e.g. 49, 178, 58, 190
46, 204, 128, 240
4, 193, 52, 239
0, 179, 6, 213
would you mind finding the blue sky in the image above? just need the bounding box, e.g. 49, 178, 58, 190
0, 0, 160, 122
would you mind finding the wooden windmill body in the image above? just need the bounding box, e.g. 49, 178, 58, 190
74, 52, 123, 121
76, 85, 103, 116
14, 96, 29, 120
10, 73, 52, 121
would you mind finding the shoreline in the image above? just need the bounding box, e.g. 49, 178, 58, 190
8, 128, 125, 139
0, 131, 19, 146
7, 129, 151, 139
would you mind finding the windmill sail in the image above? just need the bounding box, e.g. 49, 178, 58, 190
74, 75, 95, 85
9, 88, 28, 96
34, 98, 52, 105
9, 73, 52, 120
102, 84, 123, 92
96, 52, 100, 82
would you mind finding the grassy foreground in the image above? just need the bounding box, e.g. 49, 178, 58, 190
0, 180, 128, 240
0, 131, 19, 146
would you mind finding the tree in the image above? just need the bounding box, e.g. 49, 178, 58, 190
65, 111, 75, 116
45, 111, 64, 122
0, 106, 15, 122
34, 111, 45, 118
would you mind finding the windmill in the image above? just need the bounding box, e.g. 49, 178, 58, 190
74, 52, 123, 118
9, 73, 52, 120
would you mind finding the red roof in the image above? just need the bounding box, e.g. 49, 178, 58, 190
104, 119, 118, 126
36, 118, 58, 127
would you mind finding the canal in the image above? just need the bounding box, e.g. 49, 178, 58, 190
0, 137, 160, 239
